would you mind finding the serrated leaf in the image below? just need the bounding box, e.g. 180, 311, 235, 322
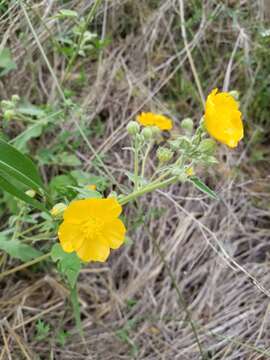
190, 176, 218, 200
51, 244, 81, 288
0, 234, 43, 262
68, 186, 102, 199
12, 122, 45, 151
70, 170, 108, 191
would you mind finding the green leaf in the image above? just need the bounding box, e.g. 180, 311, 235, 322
49, 174, 77, 200
56, 330, 70, 347
0, 234, 43, 262
11, 122, 46, 151
56, 9, 78, 19
0, 138, 45, 192
35, 320, 50, 341
0, 173, 48, 212
0, 48, 16, 76
59, 152, 81, 167
70, 170, 108, 191
17, 103, 46, 118
190, 176, 218, 200
69, 186, 102, 199
51, 244, 81, 288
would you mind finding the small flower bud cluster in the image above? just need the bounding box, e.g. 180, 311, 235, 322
126, 121, 140, 135
1, 94, 20, 121
157, 146, 173, 163
181, 118, 194, 133
126, 121, 161, 141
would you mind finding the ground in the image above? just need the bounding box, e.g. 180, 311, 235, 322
0, 1, 270, 359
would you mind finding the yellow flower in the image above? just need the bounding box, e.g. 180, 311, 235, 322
204, 88, 244, 148
137, 112, 173, 130
58, 198, 126, 262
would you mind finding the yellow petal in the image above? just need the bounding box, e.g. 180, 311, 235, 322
137, 112, 173, 130
77, 239, 110, 262
58, 221, 84, 252
63, 198, 122, 222
204, 88, 244, 148
85, 198, 122, 219
103, 219, 126, 249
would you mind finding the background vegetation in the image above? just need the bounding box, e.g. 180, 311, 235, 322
0, 0, 270, 359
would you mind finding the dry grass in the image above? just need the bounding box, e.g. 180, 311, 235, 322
0, 0, 270, 359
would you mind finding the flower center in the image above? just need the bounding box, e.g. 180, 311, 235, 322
82, 217, 103, 239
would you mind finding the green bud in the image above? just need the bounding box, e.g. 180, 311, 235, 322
3, 110, 15, 121
170, 136, 192, 151
127, 121, 140, 135
50, 203, 67, 217
108, 191, 118, 198
181, 118, 194, 133
157, 147, 173, 163
11, 94, 20, 103
25, 189, 36, 198
198, 139, 216, 154
1, 100, 12, 111
141, 127, 153, 140
151, 126, 161, 137
171, 168, 188, 182
229, 90, 239, 101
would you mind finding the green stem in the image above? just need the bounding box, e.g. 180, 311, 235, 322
70, 285, 84, 339
120, 176, 177, 205
0, 252, 51, 279
134, 136, 140, 190
11, 204, 26, 241
141, 142, 153, 179
20, 1, 66, 103
63, 0, 103, 82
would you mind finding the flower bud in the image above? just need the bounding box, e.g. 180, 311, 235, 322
50, 203, 67, 217
127, 121, 140, 135
198, 138, 216, 154
25, 189, 36, 198
181, 118, 194, 133
157, 147, 173, 163
11, 94, 20, 103
185, 167, 194, 176
1, 100, 10, 108
151, 126, 161, 137
229, 90, 239, 101
108, 191, 118, 198
3, 110, 15, 121
141, 127, 153, 140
